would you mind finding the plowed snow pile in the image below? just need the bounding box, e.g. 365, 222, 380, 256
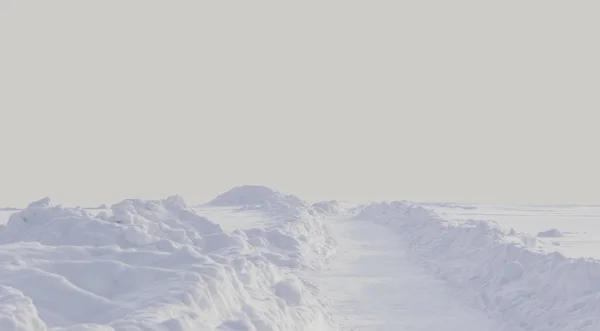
0, 187, 336, 331
357, 201, 600, 331
208, 186, 337, 269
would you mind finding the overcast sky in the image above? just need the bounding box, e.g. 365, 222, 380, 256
1, 1, 598, 207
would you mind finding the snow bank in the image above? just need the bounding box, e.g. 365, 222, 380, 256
0, 193, 336, 331
312, 201, 340, 215
357, 201, 600, 331
210, 186, 337, 270
0, 286, 46, 331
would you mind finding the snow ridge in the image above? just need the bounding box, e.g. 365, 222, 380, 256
210, 186, 312, 221
210, 186, 337, 270
357, 201, 600, 331
312, 201, 340, 215
0, 191, 337, 331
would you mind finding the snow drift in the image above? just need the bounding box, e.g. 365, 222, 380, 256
209, 186, 337, 269
357, 201, 600, 331
312, 201, 340, 215
210, 186, 311, 221
0, 190, 336, 331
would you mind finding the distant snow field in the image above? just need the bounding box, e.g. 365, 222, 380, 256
430, 203, 600, 259
2, 190, 600, 331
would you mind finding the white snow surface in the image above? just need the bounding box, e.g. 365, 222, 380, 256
312, 201, 341, 215
357, 201, 600, 331
4, 187, 600, 331
304, 214, 503, 331
0, 211, 16, 226
0, 188, 337, 331
209, 186, 311, 221
206, 186, 337, 270
537, 229, 564, 238
430, 203, 600, 258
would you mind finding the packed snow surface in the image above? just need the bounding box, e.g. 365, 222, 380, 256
304, 215, 502, 331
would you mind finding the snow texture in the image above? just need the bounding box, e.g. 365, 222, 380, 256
209, 186, 337, 270
0, 188, 337, 331
209, 186, 313, 221
537, 229, 564, 238
356, 201, 600, 331
312, 201, 341, 215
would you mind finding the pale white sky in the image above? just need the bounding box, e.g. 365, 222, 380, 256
1, 1, 598, 207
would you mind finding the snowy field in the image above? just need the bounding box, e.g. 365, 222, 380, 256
428, 203, 600, 259
2, 188, 600, 331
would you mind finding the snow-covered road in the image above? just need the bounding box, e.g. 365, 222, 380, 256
307, 215, 501, 331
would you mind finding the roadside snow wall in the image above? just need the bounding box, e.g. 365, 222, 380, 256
209, 186, 337, 270
0, 193, 336, 331
357, 201, 600, 331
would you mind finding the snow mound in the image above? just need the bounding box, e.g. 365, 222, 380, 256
210, 186, 285, 206
357, 201, 600, 331
312, 201, 340, 215
0, 286, 46, 331
209, 186, 312, 220
537, 229, 564, 238
0, 196, 224, 251
209, 186, 336, 269
0, 194, 336, 331
27, 197, 52, 208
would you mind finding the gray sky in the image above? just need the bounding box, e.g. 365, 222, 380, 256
1, 1, 598, 207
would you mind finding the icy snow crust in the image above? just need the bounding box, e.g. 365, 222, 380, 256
0, 188, 336, 331
357, 201, 600, 331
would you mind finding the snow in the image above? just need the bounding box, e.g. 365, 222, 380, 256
431, 203, 600, 259
209, 186, 311, 220
537, 229, 564, 238
312, 201, 341, 215
357, 201, 600, 331
0, 210, 16, 226
305, 215, 502, 331
0, 187, 337, 331
192, 206, 269, 232
85, 204, 109, 210
206, 186, 336, 270
3, 188, 600, 331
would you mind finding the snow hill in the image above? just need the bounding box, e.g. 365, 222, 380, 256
208, 186, 336, 269
0, 187, 337, 331
209, 185, 314, 221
